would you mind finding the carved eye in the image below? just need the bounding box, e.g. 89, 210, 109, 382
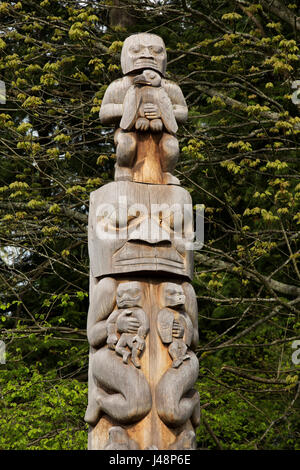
150, 45, 163, 54
131, 289, 141, 297
130, 45, 141, 54
150, 73, 156, 79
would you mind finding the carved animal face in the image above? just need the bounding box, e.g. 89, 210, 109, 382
121, 33, 167, 76
89, 182, 194, 280
133, 69, 161, 87
116, 281, 143, 308
162, 283, 186, 308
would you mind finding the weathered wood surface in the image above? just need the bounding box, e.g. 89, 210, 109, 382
99, 33, 188, 185
120, 33, 167, 77
86, 32, 200, 450
86, 277, 199, 450
88, 181, 194, 280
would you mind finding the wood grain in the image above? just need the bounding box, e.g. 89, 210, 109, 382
87, 277, 199, 450
88, 33, 199, 450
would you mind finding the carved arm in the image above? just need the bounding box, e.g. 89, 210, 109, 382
163, 80, 188, 124
87, 277, 117, 349
99, 81, 124, 124
87, 320, 108, 349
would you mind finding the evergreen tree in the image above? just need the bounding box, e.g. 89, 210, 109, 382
0, 0, 299, 449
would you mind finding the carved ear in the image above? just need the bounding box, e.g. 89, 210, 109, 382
158, 88, 178, 134
120, 85, 141, 131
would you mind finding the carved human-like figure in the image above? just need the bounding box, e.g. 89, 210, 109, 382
99, 33, 188, 184
106, 282, 149, 368
157, 283, 192, 368
84, 277, 151, 427
156, 282, 200, 428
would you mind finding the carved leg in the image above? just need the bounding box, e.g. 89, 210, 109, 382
160, 133, 180, 185
115, 129, 137, 181
177, 340, 191, 362
168, 341, 183, 368
156, 351, 200, 428
169, 340, 190, 368
91, 348, 152, 424
131, 344, 141, 368
115, 333, 132, 363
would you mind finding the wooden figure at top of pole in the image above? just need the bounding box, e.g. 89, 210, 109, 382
99, 33, 188, 185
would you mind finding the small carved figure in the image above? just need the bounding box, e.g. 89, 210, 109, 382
120, 69, 178, 134
106, 282, 149, 368
155, 282, 200, 429
103, 426, 140, 450
157, 283, 192, 368
99, 33, 188, 184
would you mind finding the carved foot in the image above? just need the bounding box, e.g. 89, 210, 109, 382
171, 353, 191, 368
131, 355, 141, 368
150, 119, 163, 132
122, 350, 131, 364
84, 394, 102, 426
104, 426, 140, 450
169, 430, 196, 450
114, 164, 133, 182
172, 359, 183, 368
135, 117, 150, 131
163, 172, 180, 185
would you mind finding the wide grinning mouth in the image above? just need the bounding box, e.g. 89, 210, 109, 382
135, 58, 157, 65
114, 257, 184, 268
117, 300, 138, 307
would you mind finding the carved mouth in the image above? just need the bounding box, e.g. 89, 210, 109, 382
117, 300, 137, 307
114, 257, 184, 267
135, 58, 157, 66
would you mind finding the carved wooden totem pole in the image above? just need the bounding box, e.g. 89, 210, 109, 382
85, 33, 200, 450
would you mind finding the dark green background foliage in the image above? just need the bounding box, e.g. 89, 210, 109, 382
0, 0, 299, 450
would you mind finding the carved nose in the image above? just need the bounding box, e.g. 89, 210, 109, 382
128, 218, 171, 244
141, 48, 153, 58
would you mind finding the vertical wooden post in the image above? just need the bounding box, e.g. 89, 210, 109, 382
86, 33, 200, 450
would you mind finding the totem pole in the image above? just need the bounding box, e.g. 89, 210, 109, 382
85, 33, 200, 450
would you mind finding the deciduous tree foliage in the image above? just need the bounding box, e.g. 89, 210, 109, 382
0, 0, 299, 450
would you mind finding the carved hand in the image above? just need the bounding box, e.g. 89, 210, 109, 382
172, 321, 184, 338
117, 315, 141, 334
144, 103, 160, 120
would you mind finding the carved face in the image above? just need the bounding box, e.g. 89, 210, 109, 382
133, 69, 162, 87
116, 282, 143, 308
121, 33, 167, 76
88, 181, 194, 279
162, 283, 186, 308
